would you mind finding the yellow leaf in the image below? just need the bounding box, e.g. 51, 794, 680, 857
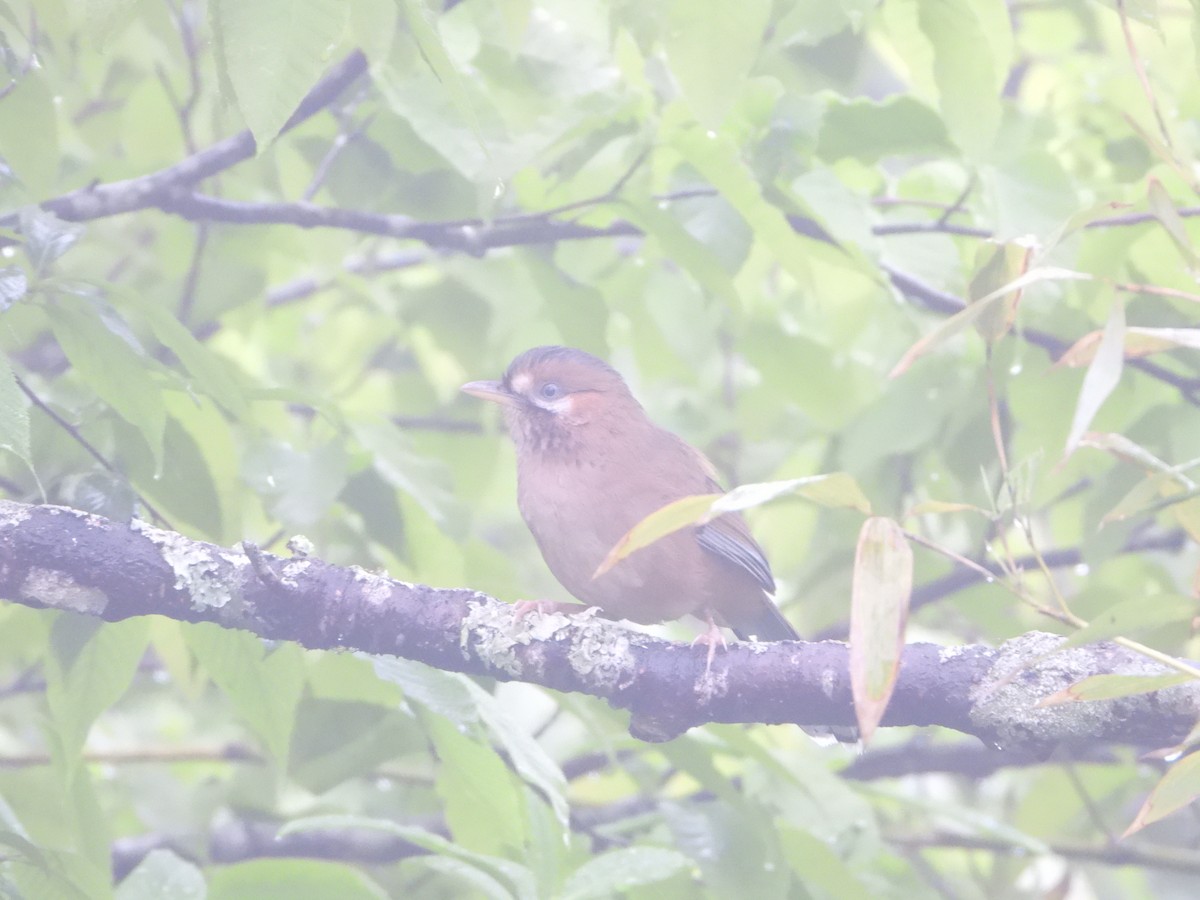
1123, 750, 1200, 837
592, 494, 721, 578
849, 517, 912, 744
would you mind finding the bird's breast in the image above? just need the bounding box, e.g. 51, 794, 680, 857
515, 449, 711, 623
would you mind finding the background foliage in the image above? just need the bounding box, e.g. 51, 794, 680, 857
1, 0, 1199, 896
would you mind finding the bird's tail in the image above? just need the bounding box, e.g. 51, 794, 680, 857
732, 598, 800, 642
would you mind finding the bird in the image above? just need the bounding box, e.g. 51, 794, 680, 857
461, 345, 799, 663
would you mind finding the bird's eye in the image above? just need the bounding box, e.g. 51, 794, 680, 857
538, 382, 561, 400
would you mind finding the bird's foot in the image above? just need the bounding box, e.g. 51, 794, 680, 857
691, 613, 728, 674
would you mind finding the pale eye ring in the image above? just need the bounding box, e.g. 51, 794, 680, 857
538, 382, 562, 400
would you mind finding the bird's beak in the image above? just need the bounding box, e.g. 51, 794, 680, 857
461, 379, 521, 408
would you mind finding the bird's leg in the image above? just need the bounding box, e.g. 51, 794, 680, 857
691, 610, 728, 674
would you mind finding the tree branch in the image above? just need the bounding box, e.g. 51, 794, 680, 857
7, 51, 368, 229
2, 501, 1196, 748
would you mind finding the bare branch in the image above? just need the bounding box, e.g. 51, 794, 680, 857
3, 500, 1197, 748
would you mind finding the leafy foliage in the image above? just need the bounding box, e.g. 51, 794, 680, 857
0, 0, 1199, 896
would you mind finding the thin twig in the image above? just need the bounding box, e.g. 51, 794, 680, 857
1115, 0, 1173, 152
14, 375, 173, 529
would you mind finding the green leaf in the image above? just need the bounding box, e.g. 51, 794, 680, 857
373, 659, 569, 833
713, 473, 873, 516
0, 266, 28, 310
663, 0, 771, 127
352, 420, 466, 536
790, 166, 878, 260
425, 712, 527, 855
1064, 295, 1125, 456
242, 439, 349, 528
669, 124, 816, 291
116, 290, 249, 418
779, 827, 873, 899
46, 616, 150, 764
817, 95, 951, 162
849, 517, 913, 743
210, 0, 348, 144
208, 859, 388, 900
20, 208, 84, 275
560, 847, 692, 900
399, 0, 488, 163
0, 73, 59, 197
114, 850, 206, 900
1058, 595, 1198, 651
186, 623, 305, 765
968, 240, 1032, 343
915, 0, 1006, 158
1148, 178, 1200, 269
1039, 672, 1195, 705
889, 266, 1092, 377
372, 656, 480, 724
282, 818, 536, 900
467, 680, 569, 833
1124, 751, 1200, 836
46, 293, 167, 470
621, 200, 743, 308
0, 352, 30, 468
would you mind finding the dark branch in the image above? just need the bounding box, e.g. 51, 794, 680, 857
2, 501, 1197, 748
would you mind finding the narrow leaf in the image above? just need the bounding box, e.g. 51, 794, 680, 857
1148, 178, 1200, 269
904, 500, 990, 518
711, 473, 872, 515
1056, 326, 1200, 367
1064, 296, 1125, 457
968, 240, 1033, 344
849, 517, 913, 743
1038, 672, 1194, 706
890, 266, 1091, 377
1058, 595, 1198, 651
595, 473, 873, 577
592, 494, 721, 578
1123, 751, 1200, 837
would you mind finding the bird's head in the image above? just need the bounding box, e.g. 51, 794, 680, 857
461, 346, 642, 454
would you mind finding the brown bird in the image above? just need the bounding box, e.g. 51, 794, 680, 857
461, 346, 799, 658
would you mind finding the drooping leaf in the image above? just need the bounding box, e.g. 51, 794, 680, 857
1123, 751, 1200, 837
592, 493, 721, 578
595, 473, 871, 577
1063, 295, 1125, 457
849, 517, 913, 743
915, 0, 1007, 159
1148, 177, 1200, 270
210, 0, 348, 145
663, 0, 771, 127
968, 239, 1033, 344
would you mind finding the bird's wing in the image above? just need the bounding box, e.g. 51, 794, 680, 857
696, 513, 776, 594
